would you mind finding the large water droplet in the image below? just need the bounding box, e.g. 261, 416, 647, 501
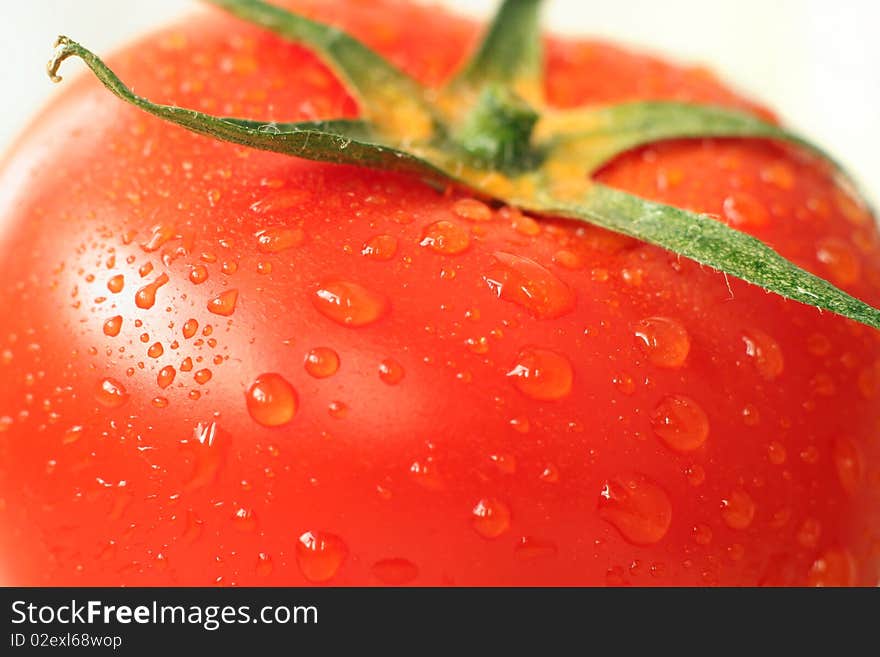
207, 289, 239, 316
742, 330, 784, 380
598, 474, 672, 545
246, 373, 298, 427
94, 377, 129, 408
255, 227, 305, 253
157, 365, 176, 389
471, 497, 511, 539
296, 530, 347, 582
634, 317, 690, 368
313, 281, 387, 327
103, 315, 123, 337
135, 273, 169, 309
507, 347, 573, 401
304, 347, 340, 378
107, 274, 125, 294
651, 395, 709, 452
483, 252, 575, 319
361, 234, 398, 261
378, 358, 405, 385
721, 489, 755, 530
419, 220, 470, 255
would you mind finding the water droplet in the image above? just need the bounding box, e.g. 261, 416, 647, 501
807, 548, 856, 587
452, 198, 492, 222
832, 437, 863, 494
135, 273, 169, 309
634, 317, 690, 368
189, 265, 208, 285
141, 223, 175, 252
651, 395, 709, 452
598, 474, 672, 545
194, 368, 212, 384
147, 342, 164, 359
553, 249, 584, 270
471, 497, 511, 539
693, 523, 713, 545
419, 220, 470, 255
256, 552, 274, 577
501, 206, 540, 235
816, 237, 861, 285
723, 192, 769, 228
378, 358, 405, 385
514, 536, 558, 560
483, 252, 575, 319
797, 518, 822, 548
138, 261, 154, 278
539, 464, 559, 483
313, 281, 387, 327
327, 400, 348, 418
721, 489, 755, 530
103, 315, 123, 337
246, 373, 298, 427
509, 416, 530, 434
507, 347, 573, 401
296, 530, 347, 582
180, 357, 193, 372
767, 441, 787, 465
94, 377, 129, 408
156, 365, 176, 389
182, 318, 198, 339
409, 457, 443, 490
371, 558, 419, 584
62, 425, 84, 445
255, 226, 305, 253
742, 330, 784, 380
107, 274, 125, 293
465, 336, 489, 354
207, 289, 239, 316
304, 347, 340, 378
362, 234, 398, 260
231, 506, 257, 532
760, 162, 795, 190
488, 453, 516, 475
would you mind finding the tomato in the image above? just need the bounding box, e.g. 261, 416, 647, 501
0, 0, 878, 586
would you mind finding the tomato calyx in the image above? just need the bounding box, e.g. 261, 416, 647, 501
46, 0, 880, 331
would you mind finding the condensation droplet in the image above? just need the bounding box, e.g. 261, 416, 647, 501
634, 317, 690, 368
483, 252, 575, 319
246, 373, 298, 427
107, 274, 125, 294
452, 198, 492, 222
147, 342, 164, 359
94, 377, 129, 409
419, 220, 470, 255
651, 395, 709, 452
378, 358, 405, 385
313, 281, 387, 327
157, 366, 176, 389
742, 330, 784, 380
371, 558, 419, 584
361, 234, 398, 261
721, 489, 756, 530
296, 530, 347, 583
514, 536, 558, 560
598, 474, 672, 545
507, 347, 573, 401
103, 315, 123, 337
471, 497, 511, 539
135, 273, 169, 309
304, 347, 340, 378
832, 437, 863, 494
207, 289, 239, 316
807, 548, 856, 587
255, 227, 305, 253
183, 318, 198, 339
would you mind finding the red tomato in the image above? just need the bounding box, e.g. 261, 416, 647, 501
0, 0, 878, 586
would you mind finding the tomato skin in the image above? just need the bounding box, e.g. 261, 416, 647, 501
1, 0, 879, 586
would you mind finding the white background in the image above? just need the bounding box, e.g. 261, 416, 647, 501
1, 0, 878, 203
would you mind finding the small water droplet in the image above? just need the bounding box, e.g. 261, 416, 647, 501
255, 226, 305, 253
180, 357, 193, 372
182, 318, 198, 339
194, 368, 212, 384
313, 280, 388, 327
62, 425, 84, 445
514, 536, 558, 560
409, 457, 443, 490
304, 347, 340, 378
147, 342, 164, 359
371, 558, 419, 584
742, 330, 784, 380
189, 265, 209, 285
507, 347, 573, 401
767, 441, 787, 465
207, 289, 239, 316
296, 530, 347, 582
721, 489, 755, 530
94, 377, 129, 408
797, 517, 822, 548
362, 234, 398, 261
599, 474, 672, 545
157, 365, 176, 389
483, 252, 575, 319
246, 373, 298, 427
651, 395, 709, 452
419, 220, 470, 254
231, 506, 257, 532
452, 198, 492, 222
141, 223, 175, 252
327, 400, 348, 418
471, 497, 511, 539
816, 237, 861, 285
634, 317, 690, 368
693, 523, 713, 545
103, 315, 123, 337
